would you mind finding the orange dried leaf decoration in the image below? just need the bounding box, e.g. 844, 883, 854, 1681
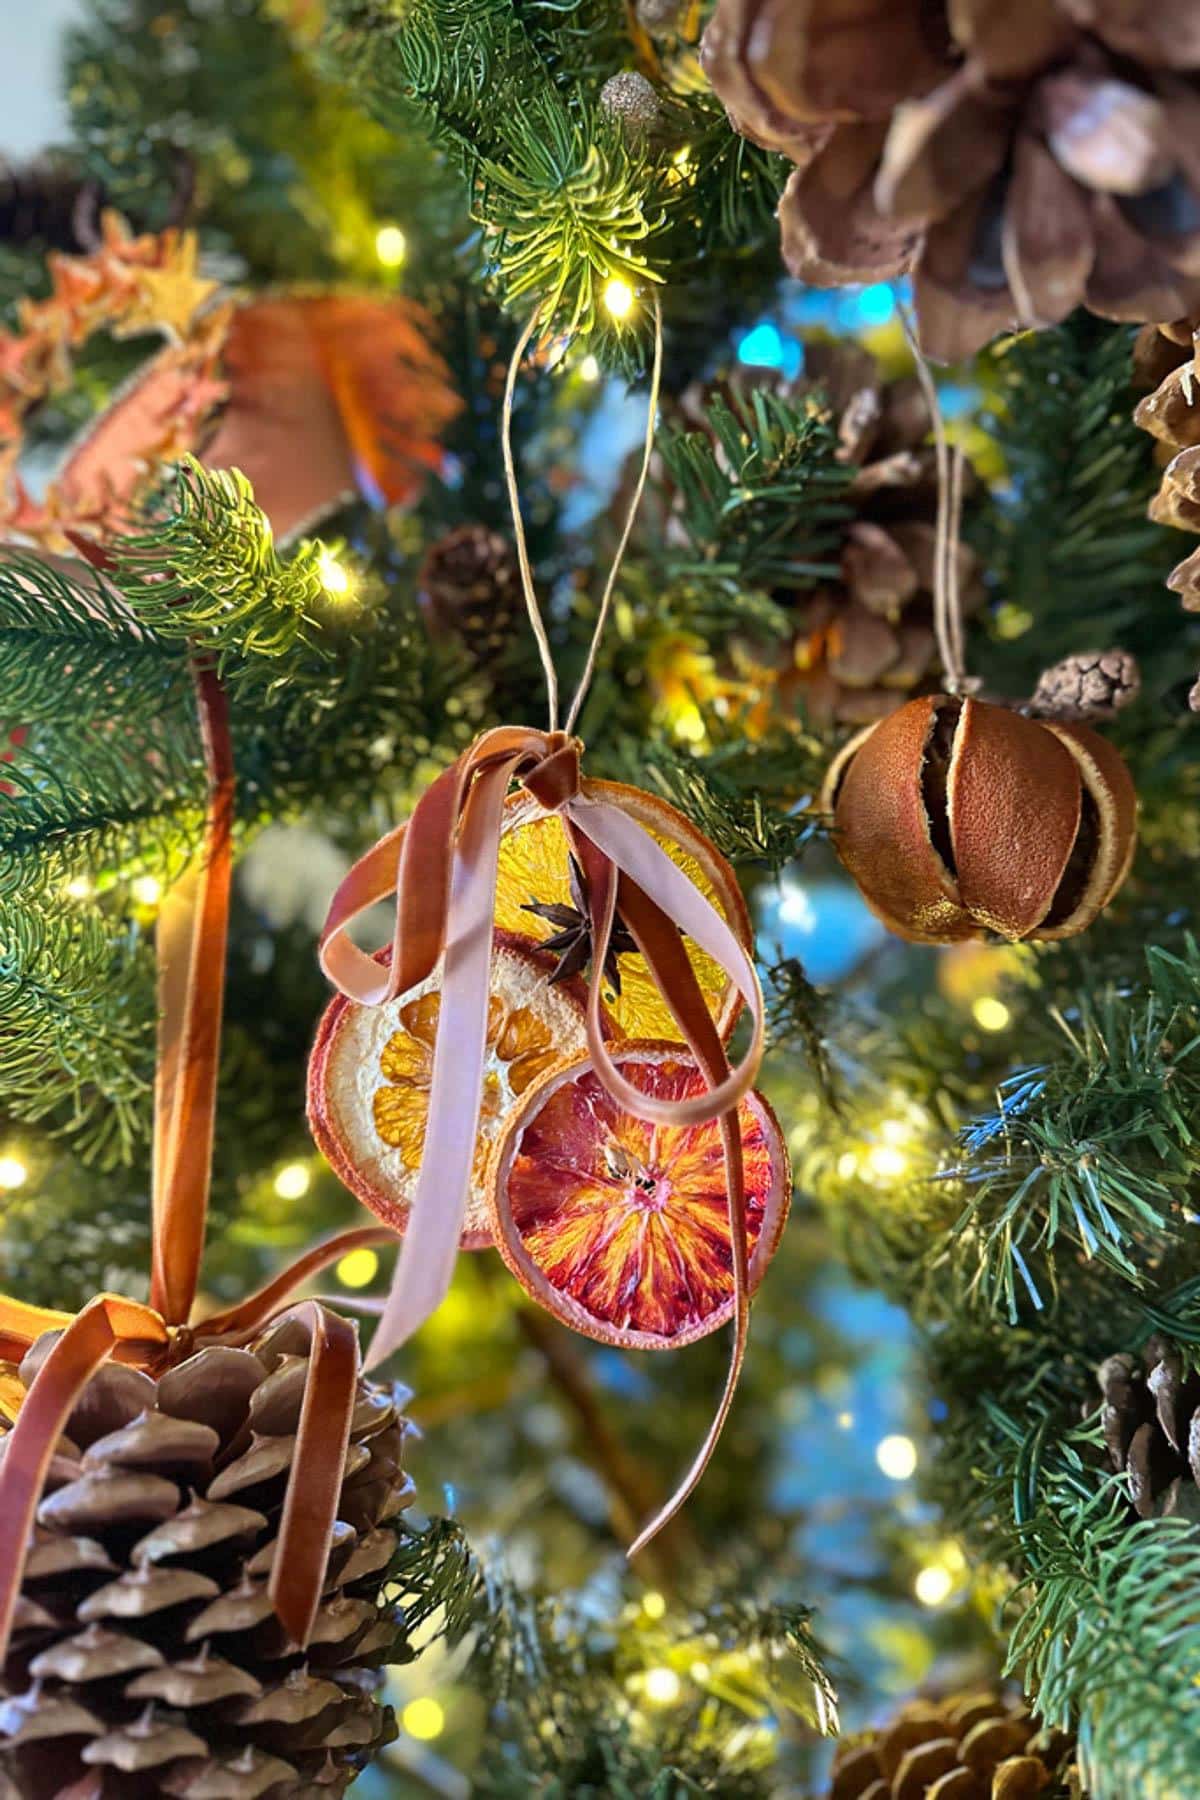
201, 294, 462, 539
0, 217, 461, 549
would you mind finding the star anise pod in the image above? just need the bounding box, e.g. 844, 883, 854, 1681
523, 854, 638, 995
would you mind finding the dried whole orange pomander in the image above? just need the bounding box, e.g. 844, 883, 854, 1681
822, 696, 1137, 945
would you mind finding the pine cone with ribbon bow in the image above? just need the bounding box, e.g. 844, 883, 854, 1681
702, 0, 1200, 360
0, 1307, 411, 1798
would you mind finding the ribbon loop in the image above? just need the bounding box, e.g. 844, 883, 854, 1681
520, 733, 582, 811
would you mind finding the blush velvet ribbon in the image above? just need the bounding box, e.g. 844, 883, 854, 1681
318, 724, 766, 1550
0, 658, 402, 1667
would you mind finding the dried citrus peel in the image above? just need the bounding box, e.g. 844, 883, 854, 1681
488, 1042, 790, 1351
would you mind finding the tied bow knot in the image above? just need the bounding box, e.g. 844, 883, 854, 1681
520, 731, 582, 812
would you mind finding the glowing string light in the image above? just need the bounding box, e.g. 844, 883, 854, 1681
401, 1697, 444, 1740
603, 278, 634, 321
375, 224, 408, 267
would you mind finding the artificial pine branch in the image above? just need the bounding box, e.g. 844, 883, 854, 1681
948, 942, 1200, 1320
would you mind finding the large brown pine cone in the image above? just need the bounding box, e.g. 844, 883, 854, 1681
1131, 315, 1200, 616
702, 0, 1200, 360
1096, 1336, 1200, 1520
0, 1308, 413, 1798
828, 1688, 1077, 1799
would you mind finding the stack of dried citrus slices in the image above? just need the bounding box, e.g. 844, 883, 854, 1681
308, 783, 791, 1351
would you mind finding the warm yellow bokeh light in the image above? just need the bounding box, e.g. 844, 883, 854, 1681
690, 1660, 711, 1682
914, 1564, 954, 1607
876, 1434, 918, 1481
836, 1151, 859, 1180
643, 1667, 682, 1705
273, 1162, 311, 1201
401, 1697, 444, 1740
317, 549, 353, 597
0, 1156, 28, 1191
641, 1590, 666, 1621
64, 875, 93, 900
866, 1143, 908, 1181
131, 876, 162, 906
836, 1409, 855, 1431
973, 996, 1011, 1032
579, 354, 600, 382
604, 278, 634, 320
375, 224, 408, 267
337, 1247, 380, 1289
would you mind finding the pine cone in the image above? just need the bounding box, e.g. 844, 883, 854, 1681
828, 1689, 1077, 1799
1131, 316, 1200, 612
419, 523, 523, 670
0, 1309, 412, 1798
687, 347, 980, 729
702, 0, 1200, 360
1029, 649, 1140, 721
1096, 1337, 1200, 1520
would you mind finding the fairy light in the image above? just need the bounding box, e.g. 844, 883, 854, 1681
836, 1151, 859, 1180
914, 1564, 954, 1607
603, 278, 635, 321
131, 875, 162, 907
317, 549, 354, 598
375, 224, 408, 267
401, 1698, 444, 1740
641, 1590, 666, 1620
0, 1155, 28, 1191
866, 1143, 908, 1180
337, 1247, 380, 1289
876, 1434, 918, 1481
64, 875, 93, 900
273, 1162, 311, 1200
836, 1409, 855, 1431
579, 353, 601, 382
643, 1667, 682, 1705
973, 996, 1011, 1032
690, 1660, 711, 1683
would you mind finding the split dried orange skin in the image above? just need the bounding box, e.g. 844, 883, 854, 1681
488, 1042, 791, 1350
308, 931, 588, 1249
494, 783, 751, 1045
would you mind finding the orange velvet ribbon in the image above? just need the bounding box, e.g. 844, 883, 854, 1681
0, 661, 399, 1665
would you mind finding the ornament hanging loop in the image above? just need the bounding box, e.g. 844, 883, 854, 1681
898, 305, 980, 700
500, 294, 665, 735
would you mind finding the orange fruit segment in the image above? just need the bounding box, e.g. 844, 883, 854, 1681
308, 932, 588, 1248
487, 1041, 791, 1349
494, 781, 752, 1044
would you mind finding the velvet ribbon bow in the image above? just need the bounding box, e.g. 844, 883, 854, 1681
319, 725, 766, 1548
0, 666, 398, 1665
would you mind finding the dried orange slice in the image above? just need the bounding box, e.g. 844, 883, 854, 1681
308, 931, 588, 1248
487, 1042, 790, 1349
494, 781, 751, 1044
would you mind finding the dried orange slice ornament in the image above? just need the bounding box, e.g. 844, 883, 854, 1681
487, 1042, 791, 1349
494, 783, 751, 1044
308, 931, 587, 1247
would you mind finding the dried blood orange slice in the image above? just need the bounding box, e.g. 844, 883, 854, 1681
308, 931, 588, 1248
493, 781, 751, 1044
487, 1042, 790, 1349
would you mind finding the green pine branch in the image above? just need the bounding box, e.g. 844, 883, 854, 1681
0, 897, 155, 1167
947, 942, 1200, 1321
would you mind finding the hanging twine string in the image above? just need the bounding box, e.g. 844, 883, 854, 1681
898, 305, 978, 698
500, 295, 664, 735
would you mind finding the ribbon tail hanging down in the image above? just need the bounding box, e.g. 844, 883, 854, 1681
363, 757, 516, 1368
568, 820, 753, 1559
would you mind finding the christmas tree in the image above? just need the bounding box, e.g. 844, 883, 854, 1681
2, 2, 1200, 1795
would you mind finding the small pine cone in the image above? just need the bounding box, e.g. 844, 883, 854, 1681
1029, 650, 1141, 724
419, 523, 522, 670
0, 1307, 413, 1798
828, 1688, 1077, 1799
1096, 1337, 1200, 1521
599, 72, 664, 141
